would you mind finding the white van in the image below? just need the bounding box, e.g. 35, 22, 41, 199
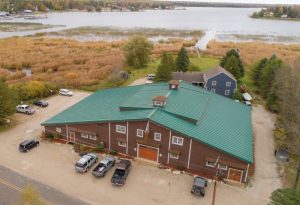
59, 89, 73, 96
147, 74, 156, 80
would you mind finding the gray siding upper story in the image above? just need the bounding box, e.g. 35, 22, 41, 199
206, 73, 237, 97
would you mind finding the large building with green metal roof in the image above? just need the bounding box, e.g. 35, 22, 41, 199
42, 81, 253, 183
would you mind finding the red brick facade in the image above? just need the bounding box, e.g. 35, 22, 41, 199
44, 120, 249, 183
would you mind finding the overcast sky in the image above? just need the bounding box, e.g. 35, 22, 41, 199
175, 0, 300, 4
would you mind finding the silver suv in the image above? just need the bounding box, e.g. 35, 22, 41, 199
59, 89, 73, 96
16, 105, 35, 115
75, 153, 98, 173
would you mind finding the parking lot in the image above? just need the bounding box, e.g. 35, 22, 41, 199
0, 91, 281, 205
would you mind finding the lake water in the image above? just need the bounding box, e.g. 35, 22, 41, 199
1, 7, 300, 49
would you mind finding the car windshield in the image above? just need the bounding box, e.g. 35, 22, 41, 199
114, 169, 125, 179
194, 178, 206, 187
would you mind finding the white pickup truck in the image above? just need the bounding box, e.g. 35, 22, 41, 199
16, 105, 36, 115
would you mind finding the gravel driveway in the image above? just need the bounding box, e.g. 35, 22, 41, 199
0, 92, 280, 205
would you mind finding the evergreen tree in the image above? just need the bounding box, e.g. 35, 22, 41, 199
224, 55, 241, 79
0, 78, 16, 125
251, 58, 268, 86
123, 35, 153, 68
175, 47, 190, 72
220, 49, 244, 79
155, 52, 174, 82
269, 188, 300, 205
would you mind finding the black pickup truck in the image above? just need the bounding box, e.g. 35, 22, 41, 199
111, 160, 131, 186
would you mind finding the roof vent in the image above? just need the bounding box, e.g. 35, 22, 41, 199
152, 96, 167, 107
169, 80, 179, 90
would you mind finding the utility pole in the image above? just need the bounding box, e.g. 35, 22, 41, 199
211, 155, 222, 205
212, 176, 217, 205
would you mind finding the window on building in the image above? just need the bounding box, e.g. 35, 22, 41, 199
81, 133, 88, 138
212, 81, 217, 86
218, 164, 228, 170
211, 88, 216, 93
137, 129, 144, 138
154, 101, 163, 106
225, 90, 230, 96
89, 135, 97, 140
206, 161, 216, 168
118, 141, 127, 147
56, 127, 62, 133
154, 132, 161, 141
172, 136, 183, 146
116, 125, 126, 134
169, 153, 179, 159
226, 82, 231, 87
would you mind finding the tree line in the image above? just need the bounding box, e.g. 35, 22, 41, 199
252, 5, 300, 19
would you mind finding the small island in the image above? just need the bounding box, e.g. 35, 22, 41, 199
252, 5, 300, 21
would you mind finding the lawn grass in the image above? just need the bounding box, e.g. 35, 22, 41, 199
189, 55, 220, 72
123, 60, 160, 86
239, 69, 257, 93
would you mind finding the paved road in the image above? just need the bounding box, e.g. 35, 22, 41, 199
0, 165, 90, 205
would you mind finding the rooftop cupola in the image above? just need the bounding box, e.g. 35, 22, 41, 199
169, 80, 179, 90
152, 96, 167, 107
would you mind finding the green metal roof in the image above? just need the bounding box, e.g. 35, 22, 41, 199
42, 82, 253, 163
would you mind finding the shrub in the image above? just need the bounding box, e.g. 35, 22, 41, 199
123, 35, 154, 68
46, 133, 54, 139
95, 143, 105, 152
109, 150, 118, 156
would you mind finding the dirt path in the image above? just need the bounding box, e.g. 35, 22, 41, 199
129, 77, 147, 86
246, 105, 281, 203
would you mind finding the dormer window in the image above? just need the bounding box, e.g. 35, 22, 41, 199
169, 80, 179, 90
153, 96, 167, 107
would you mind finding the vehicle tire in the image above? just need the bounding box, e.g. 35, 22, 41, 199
201, 193, 205, 197
194, 189, 201, 195
112, 161, 115, 166
103, 171, 106, 177
26, 111, 29, 115
36, 142, 39, 146
86, 167, 89, 172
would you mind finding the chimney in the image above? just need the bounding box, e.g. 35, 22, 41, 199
169, 80, 179, 90
152, 96, 167, 107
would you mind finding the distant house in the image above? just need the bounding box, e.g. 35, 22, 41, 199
0, 12, 9, 17
172, 66, 237, 97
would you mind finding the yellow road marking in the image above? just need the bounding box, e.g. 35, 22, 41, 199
0, 177, 53, 205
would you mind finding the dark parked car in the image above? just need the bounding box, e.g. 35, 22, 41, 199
93, 156, 116, 177
34, 100, 48, 107
111, 160, 131, 186
191, 176, 208, 197
19, 139, 39, 152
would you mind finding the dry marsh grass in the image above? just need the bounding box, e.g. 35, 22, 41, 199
0, 37, 197, 88
0, 37, 124, 87
205, 40, 300, 66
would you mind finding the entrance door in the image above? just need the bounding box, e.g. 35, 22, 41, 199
138, 145, 158, 162
69, 131, 76, 143
228, 168, 243, 182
